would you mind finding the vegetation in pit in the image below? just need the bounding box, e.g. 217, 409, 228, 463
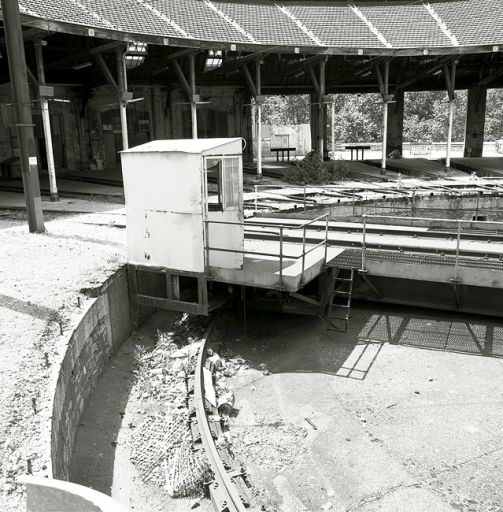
286, 151, 349, 185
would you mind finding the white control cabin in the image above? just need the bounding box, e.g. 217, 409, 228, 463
121, 138, 244, 275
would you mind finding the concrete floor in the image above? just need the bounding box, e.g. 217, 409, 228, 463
224, 304, 503, 512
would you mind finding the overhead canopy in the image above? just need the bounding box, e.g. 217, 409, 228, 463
2, 0, 503, 56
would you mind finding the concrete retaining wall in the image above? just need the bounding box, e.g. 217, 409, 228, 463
50, 266, 133, 480
264, 193, 503, 224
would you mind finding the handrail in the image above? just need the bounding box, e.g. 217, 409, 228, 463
363, 213, 503, 227
205, 214, 330, 287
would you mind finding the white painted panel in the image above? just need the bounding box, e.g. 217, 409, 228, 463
127, 209, 205, 272
208, 209, 243, 269
121, 152, 202, 213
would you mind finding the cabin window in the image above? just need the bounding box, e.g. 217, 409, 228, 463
206, 158, 223, 211
223, 157, 240, 209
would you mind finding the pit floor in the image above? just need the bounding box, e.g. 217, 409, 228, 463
224, 304, 503, 512
71, 302, 503, 512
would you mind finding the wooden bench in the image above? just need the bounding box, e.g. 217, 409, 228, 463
271, 147, 296, 162
344, 145, 371, 161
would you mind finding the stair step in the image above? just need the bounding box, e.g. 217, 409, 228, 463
334, 277, 353, 282
332, 290, 351, 296
330, 304, 350, 308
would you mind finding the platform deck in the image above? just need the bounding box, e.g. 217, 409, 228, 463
369, 158, 467, 178
450, 157, 503, 176
210, 238, 344, 291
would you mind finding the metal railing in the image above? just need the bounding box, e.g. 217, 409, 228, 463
204, 213, 329, 288
249, 181, 503, 217
360, 214, 503, 279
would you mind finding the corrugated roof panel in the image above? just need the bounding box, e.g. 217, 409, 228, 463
213, 0, 316, 45
20, 0, 115, 29
287, 1, 384, 47
78, 0, 180, 37
149, 0, 250, 43
358, 2, 453, 48
433, 0, 503, 46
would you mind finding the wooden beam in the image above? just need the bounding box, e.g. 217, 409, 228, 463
241, 63, 257, 97
478, 64, 503, 86
0, 27, 52, 46
89, 40, 123, 55
205, 49, 272, 75
332, 56, 387, 86
308, 64, 320, 94
172, 58, 192, 98
398, 55, 456, 90
166, 48, 199, 61
283, 54, 326, 77
95, 53, 119, 92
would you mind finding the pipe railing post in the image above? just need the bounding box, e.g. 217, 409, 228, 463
254, 184, 258, 213
303, 185, 306, 211
302, 226, 306, 275
352, 189, 356, 217
361, 216, 367, 272
454, 220, 461, 281
324, 215, 329, 264
279, 226, 284, 289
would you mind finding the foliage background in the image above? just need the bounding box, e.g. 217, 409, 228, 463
261, 90, 503, 144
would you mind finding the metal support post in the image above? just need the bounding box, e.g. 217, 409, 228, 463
475, 192, 480, 219
446, 100, 455, 169
319, 59, 326, 159
381, 60, 390, 171
1, 0, 44, 232
279, 226, 284, 289
361, 217, 367, 271
254, 184, 258, 212
301, 226, 306, 274
256, 60, 262, 177
324, 215, 329, 264
116, 48, 129, 150
189, 53, 197, 139
331, 98, 335, 158
445, 61, 457, 170
454, 220, 461, 281
352, 189, 356, 216
35, 41, 58, 201
303, 185, 306, 211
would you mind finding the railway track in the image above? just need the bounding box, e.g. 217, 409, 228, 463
189, 318, 254, 512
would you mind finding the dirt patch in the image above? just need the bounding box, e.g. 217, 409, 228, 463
0, 206, 126, 511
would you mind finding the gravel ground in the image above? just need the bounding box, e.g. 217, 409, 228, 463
0, 206, 126, 511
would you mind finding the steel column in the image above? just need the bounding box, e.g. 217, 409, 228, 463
189, 53, 197, 139
331, 98, 335, 158
256, 60, 262, 177
445, 61, 457, 169
381, 60, 390, 171
35, 42, 58, 201
1, 0, 44, 232
116, 48, 129, 150
319, 60, 326, 159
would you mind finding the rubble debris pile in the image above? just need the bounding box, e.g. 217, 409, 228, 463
129, 314, 212, 498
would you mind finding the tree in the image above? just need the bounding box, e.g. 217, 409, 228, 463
261, 95, 310, 125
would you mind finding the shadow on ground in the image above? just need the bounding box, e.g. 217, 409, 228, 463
216, 301, 503, 382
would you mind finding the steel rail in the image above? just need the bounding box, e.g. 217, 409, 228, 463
194, 319, 251, 512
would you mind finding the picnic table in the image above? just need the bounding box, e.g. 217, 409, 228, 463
271, 147, 296, 162
345, 144, 371, 160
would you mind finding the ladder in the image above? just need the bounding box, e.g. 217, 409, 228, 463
326, 267, 355, 332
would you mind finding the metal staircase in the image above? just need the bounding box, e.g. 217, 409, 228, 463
326, 267, 355, 332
